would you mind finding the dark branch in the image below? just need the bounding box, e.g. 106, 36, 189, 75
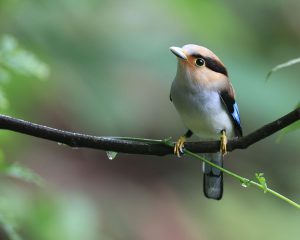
0, 108, 299, 156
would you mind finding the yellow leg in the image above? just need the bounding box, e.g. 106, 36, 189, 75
220, 130, 227, 156
174, 135, 186, 157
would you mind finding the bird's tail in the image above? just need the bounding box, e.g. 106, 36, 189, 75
203, 153, 223, 200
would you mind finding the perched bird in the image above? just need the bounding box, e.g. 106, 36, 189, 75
169, 44, 242, 200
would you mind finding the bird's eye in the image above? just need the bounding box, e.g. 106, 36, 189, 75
195, 58, 205, 66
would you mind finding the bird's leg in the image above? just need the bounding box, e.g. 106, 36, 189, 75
220, 130, 227, 156
174, 130, 193, 157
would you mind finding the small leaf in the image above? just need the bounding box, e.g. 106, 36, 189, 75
240, 178, 251, 188
255, 173, 268, 193
106, 151, 118, 160
266, 57, 300, 80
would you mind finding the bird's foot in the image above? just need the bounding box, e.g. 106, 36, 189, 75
220, 130, 227, 156
174, 136, 186, 157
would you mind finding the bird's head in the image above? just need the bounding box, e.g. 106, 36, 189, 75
170, 44, 228, 89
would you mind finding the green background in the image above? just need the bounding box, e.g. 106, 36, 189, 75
0, 0, 299, 239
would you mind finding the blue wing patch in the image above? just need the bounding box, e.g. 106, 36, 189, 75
232, 102, 241, 126
220, 91, 243, 137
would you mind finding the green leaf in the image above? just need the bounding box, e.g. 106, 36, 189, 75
266, 57, 300, 80
240, 178, 251, 188
255, 173, 268, 193
0, 34, 50, 109
0, 35, 50, 80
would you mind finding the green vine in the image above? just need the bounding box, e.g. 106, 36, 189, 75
111, 136, 300, 209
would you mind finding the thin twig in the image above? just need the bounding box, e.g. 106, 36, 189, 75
172, 143, 300, 209
0, 107, 299, 155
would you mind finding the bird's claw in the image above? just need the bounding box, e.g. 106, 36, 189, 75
174, 136, 186, 157
220, 130, 227, 156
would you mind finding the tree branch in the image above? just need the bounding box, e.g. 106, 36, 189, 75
0, 108, 299, 156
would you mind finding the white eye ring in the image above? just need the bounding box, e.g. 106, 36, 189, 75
195, 58, 205, 66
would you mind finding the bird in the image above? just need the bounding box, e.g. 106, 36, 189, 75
169, 44, 242, 200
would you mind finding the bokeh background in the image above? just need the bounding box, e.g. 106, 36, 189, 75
0, 0, 299, 239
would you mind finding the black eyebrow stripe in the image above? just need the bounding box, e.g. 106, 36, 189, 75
191, 54, 228, 76
205, 57, 228, 76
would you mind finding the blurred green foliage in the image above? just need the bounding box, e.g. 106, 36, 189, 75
0, 34, 49, 239
0, 0, 299, 240
0, 35, 49, 110
0, 35, 49, 81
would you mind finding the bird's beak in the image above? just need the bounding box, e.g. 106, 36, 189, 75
169, 46, 187, 60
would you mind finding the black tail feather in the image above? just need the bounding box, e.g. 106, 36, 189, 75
203, 153, 223, 200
